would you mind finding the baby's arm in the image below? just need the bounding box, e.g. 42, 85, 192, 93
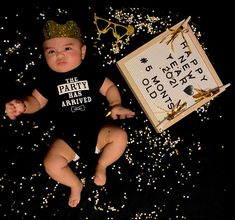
5, 89, 48, 120
100, 77, 135, 120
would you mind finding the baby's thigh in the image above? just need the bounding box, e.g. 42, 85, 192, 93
48, 138, 77, 162
97, 124, 127, 149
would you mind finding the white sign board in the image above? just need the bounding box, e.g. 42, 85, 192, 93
117, 17, 230, 133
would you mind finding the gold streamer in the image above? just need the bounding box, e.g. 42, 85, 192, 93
166, 100, 187, 120
160, 16, 191, 53
193, 86, 221, 102
156, 100, 187, 121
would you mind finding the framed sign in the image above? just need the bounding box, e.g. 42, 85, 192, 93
117, 17, 230, 133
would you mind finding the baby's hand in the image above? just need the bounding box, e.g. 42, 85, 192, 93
5, 99, 26, 120
109, 105, 135, 120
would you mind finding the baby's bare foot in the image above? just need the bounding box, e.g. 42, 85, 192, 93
68, 181, 83, 207
94, 164, 107, 186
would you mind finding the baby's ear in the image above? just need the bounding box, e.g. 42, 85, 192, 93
81, 45, 87, 60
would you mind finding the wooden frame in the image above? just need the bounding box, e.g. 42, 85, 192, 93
117, 17, 230, 133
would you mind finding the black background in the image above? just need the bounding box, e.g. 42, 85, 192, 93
0, 1, 234, 219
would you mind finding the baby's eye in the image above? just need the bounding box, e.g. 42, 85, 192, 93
64, 47, 72, 51
47, 49, 55, 55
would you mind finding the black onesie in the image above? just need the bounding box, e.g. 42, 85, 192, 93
36, 59, 107, 158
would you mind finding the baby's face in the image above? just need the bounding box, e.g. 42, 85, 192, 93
43, 37, 86, 73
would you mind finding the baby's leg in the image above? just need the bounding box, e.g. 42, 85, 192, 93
94, 125, 128, 186
43, 138, 83, 207
68, 180, 83, 207
94, 163, 106, 186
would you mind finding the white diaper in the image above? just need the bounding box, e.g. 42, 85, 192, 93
95, 147, 101, 154
73, 154, 80, 161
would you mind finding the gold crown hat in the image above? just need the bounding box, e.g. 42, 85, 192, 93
43, 20, 83, 41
